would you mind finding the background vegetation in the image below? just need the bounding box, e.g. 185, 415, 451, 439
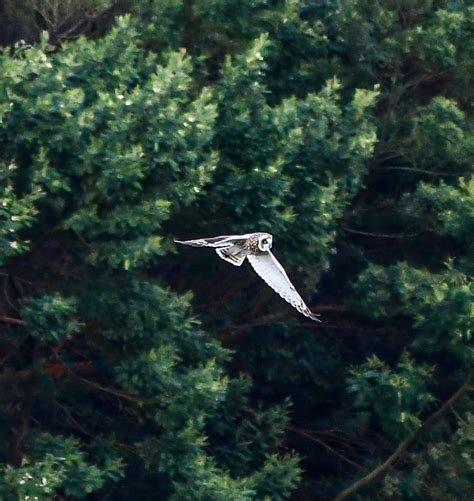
0, 0, 472, 499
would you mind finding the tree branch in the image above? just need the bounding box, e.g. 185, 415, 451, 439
8, 340, 40, 465
59, 358, 156, 405
376, 165, 462, 177
333, 369, 474, 501
229, 305, 346, 334
341, 225, 421, 239
0, 316, 26, 326
290, 427, 362, 469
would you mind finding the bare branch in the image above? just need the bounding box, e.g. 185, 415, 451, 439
375, 165, 462, 177
53, 399, 93, 436
59, 358, 156, 405
0, 316, 26, 326
229, 305, 346, 333
333, 369, 474, 501
341, 225, 421, 239
290, 427, 363, 469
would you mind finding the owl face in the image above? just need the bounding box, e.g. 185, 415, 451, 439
257, 233, 273, 252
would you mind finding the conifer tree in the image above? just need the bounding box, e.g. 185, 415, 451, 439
1, 1, 473, 499
0, 17, 302, 500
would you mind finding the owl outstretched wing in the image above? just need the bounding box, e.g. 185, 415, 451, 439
247, 251, 321, 322
175, 234, 249, 266
174, 234, 249, 248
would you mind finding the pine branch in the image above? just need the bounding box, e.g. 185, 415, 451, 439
333, 369, 474, 501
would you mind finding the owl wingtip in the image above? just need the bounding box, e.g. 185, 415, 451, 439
310, 312, 322, 322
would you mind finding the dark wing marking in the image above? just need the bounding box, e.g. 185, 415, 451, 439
246, 251, 321, 322
216, 247, 246, 266
174, 234, 249, 248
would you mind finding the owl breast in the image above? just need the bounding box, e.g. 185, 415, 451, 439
246, 234, 262, 254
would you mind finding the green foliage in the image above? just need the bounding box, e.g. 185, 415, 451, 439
0, 433, 123, 499
2, 19, 218, 270
0, 12, 303, 498
21, 294, 82, 343
410, 410, 474, 499
377, 409, 474, 500
0, 0, 473, 499
352, 262, 474, 363
408, 97, 474, 174
348, 353, 435, 439
404, 178, 474, 252
0, 165, 43, 264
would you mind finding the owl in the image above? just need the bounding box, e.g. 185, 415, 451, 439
175, 232, 321, 322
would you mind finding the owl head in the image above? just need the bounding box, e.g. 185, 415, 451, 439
258, 233, 273, 252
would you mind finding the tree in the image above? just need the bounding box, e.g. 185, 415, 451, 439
133, 1, 473, 498
1, 0, 473, 499
0, 17, 301, 499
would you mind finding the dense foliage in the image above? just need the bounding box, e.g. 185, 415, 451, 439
0, 0, 472, 499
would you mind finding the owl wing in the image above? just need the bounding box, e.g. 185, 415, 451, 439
247, 251, 321, 322
174, 234, 250, 249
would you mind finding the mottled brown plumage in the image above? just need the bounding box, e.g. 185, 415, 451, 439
245, 233, 266, 253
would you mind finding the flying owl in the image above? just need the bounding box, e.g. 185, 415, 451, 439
175, 232, 321, 322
